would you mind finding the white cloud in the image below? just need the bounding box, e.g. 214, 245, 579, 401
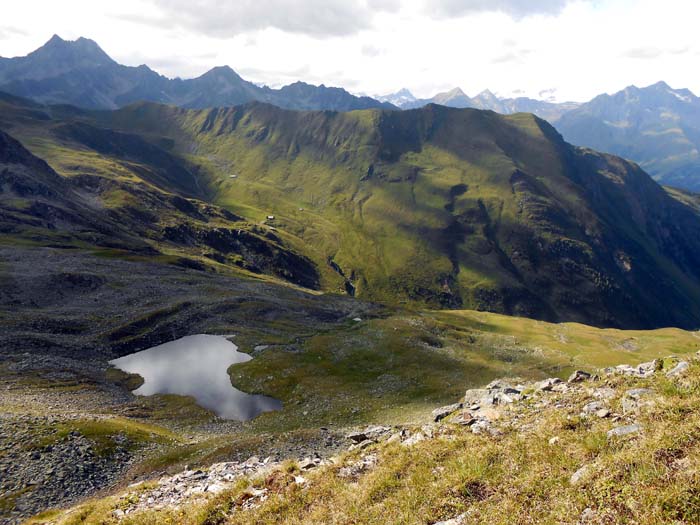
623, 46, 691, 60
0, 26, 27, 40
0, 0, 699, 103
142, 0, 391, 38
426, 0, 580, 19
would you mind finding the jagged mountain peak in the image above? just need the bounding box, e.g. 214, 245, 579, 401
200, 65, 240, 78
475, 88, 498, 99
31, 34, 114, 65
557, 81, 700, 191
393, 88, 414, 97
443, 86, 467, 97
45, 34, 66, 46
375, 88, 417, 107
649, 80, 671, 90
430, 87, 472, 108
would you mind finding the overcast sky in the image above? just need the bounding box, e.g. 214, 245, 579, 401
1, 0, 698, 102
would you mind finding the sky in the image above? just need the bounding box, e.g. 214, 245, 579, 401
0, 0, 699, 102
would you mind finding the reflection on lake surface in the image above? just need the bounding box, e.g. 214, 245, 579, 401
109, 335, 281, 421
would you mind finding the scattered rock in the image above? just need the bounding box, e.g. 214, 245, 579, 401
640, 360, 661, 374
432, 403, 462, 422
666, 361, 689, 377
346, 426, 391, 443
581, 401, 605, 415
471, 419, 493, 435
570, 465, 591, 485
535, 378, 562, 391
607, 424, 641, 438
338, 454, 377, 480
401, 432, 426, 447
349, 439, 375, 451
551, 383, 570, 393
117, 457, 278, 515
580, 507, 597, 523
434, 513, 469, 525
463, 388, 490, 406
298, 457, 320, 470
606, 360, 659, 378
592, 387, 616, 400
625, 388, 653, 399
293, 475, 307, 485
549, 436, 560, 445
494, 391, 521, 404
386, 432, 402, 444
452, 414, 476, 427
568, 370, 591, 383
622, 388, 654, 414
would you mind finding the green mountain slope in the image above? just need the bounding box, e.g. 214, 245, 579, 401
3, 94, 700, 328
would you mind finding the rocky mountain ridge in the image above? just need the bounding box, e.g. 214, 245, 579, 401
556, 81, 700, 190
4, 36, 700, 190
0, 36, 394, 112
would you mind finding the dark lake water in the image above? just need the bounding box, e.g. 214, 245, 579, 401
109, 335, 281, 421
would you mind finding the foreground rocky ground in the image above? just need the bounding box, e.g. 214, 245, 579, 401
5, 245, 700, 524
0, 367, 350, 525
28, 353, 700, 525
0, 245, 376, 524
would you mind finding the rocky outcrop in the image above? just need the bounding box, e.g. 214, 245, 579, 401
0, 415, 143, 525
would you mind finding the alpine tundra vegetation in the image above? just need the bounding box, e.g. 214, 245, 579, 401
3, 1, 700, 524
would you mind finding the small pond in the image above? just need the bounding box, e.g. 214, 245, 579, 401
109, 335, 281, 421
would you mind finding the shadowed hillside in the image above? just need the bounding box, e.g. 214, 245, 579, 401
98, 101, 700, 329
0, 122, 319, 289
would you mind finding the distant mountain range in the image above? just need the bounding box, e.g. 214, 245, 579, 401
2, 36, 700, 191
378, 87, 580, 122
556, 81, 700, 191
0, 35, 395, 111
